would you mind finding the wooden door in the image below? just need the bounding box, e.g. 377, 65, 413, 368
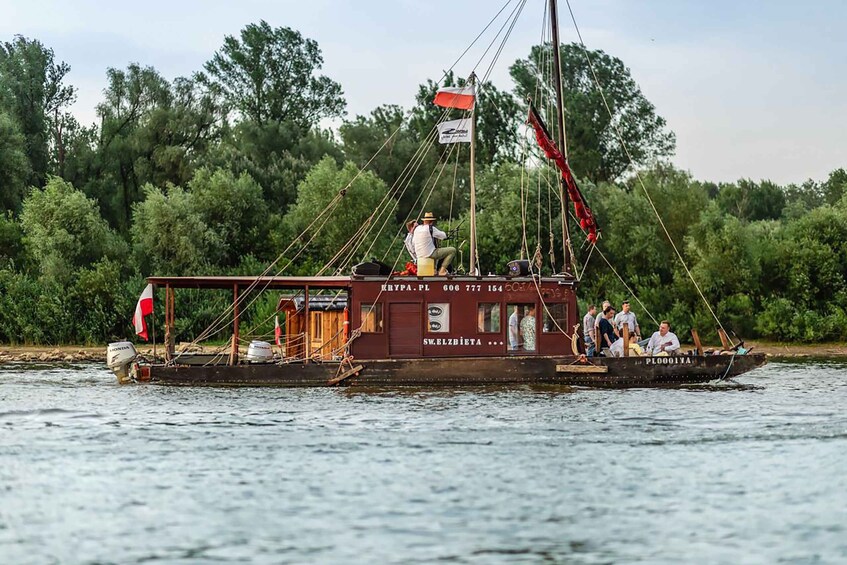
388, 303, 422, 357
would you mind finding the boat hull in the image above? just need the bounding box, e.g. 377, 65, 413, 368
135, 353, 767, 388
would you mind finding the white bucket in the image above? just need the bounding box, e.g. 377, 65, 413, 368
246, 340, 274, 363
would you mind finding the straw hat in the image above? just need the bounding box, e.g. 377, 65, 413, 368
422, 212, 437, 222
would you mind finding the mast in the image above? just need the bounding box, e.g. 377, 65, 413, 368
548, 0, 572, 276
468, 73, 479, 276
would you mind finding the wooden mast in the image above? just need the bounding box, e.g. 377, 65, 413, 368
549, 0, 572, 276
468, 73, 479, 276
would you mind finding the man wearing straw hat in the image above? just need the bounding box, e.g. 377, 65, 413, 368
413, 212, 456, 276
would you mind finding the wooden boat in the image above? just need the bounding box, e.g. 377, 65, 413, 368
118, 273, 766, 388
111, 1, 767, 387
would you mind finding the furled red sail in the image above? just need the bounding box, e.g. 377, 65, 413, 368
527, 103, 598, 244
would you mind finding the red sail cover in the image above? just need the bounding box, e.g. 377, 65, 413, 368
527, 104, 598, 244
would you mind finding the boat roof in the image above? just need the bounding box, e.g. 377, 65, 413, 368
146, 276, 352, 290
146, 274, 577, 290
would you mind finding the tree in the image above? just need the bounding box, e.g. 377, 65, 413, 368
20, 177, 126, 278
0, 36, 75, 186
131, 184, 219, 276
189, 167, 269, 266
0, 112, 30, 211
716, 179, 786, 222
282, 157, 394, 269
510, 43, 675, 182
341, 104, 457, 223
71, 65, 223, 230
201, 120, 343, 214
202, 20, 345, 127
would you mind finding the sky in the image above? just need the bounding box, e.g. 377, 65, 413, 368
1, 0, 845, 185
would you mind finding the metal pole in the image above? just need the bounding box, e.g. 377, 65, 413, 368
468, 74, 479, 276
549, 0, 572, 276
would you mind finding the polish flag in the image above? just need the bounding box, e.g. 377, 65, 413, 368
274, 315, 282, 347
433, 85, 475, 110
132, 284, 154, 341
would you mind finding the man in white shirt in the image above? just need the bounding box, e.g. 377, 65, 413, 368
614, 300, 640, 338
646, 320, 681, 355
582, 304, 597, 356
412, 212, 456, 276
508, 306, 520, 350
404, 220, 417, 261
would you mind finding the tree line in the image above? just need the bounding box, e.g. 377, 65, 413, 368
0, 22, 844, 345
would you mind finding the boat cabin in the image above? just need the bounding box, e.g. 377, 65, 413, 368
278, 294, 347, 361
348, 276, 577, 359
146, 274, 578, 364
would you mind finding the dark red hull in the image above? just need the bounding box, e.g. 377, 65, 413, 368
136, 353, 767, 389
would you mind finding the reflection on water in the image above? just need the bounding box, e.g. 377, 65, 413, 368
1, 360, 846, 563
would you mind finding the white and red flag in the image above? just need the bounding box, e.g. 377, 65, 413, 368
433, 85, 475, 110
274, 315, 282, 347
132, 284, 154, 341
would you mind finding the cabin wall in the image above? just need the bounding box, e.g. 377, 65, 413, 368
349, 278, 577, 360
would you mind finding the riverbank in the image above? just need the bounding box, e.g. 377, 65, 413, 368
1, 341, 846, 364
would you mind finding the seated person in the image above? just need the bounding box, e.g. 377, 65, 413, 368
628, 333, 643, 356
609, 333, 643, 358
404, 220, 418, 260
645, 320, 680, 355
413, 212, 456, 276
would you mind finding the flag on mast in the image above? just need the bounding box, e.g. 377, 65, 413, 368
437, 118, 472, 144
433, 85, 475, 110
132, 284, 154, 341
274, 315, 282, 347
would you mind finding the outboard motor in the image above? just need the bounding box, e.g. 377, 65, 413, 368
246, 340, 274, 363
106, 341, 138, 384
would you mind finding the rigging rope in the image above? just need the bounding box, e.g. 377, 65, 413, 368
563, 0, 730, 342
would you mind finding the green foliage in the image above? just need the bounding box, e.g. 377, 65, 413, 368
511, 43, 675, 182
0, 111, 30, 211
1, 23, 846, 347
130, 183, 219, 276
202, 20, 345, 127
281, 157, 394, 269
202, 120, 343, 214
716, 179, 786, 221
20, 177, 126, 279
189, 168, 269, 266
0, 36, 75, 187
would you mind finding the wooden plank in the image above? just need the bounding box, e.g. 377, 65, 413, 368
326, 364, 364, 386
622, 324, 630, 357
718, 328, 730, 350
691, 328, 704, 356
229, 284, 239, 366
556, 364, 608, 374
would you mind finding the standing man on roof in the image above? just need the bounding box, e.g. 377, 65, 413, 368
413, 212, 456, 276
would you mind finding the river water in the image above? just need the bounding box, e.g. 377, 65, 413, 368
0, 360, 845, 564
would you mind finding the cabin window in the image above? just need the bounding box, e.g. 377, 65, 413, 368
542, 303, 568, 333
506, 303, 538, 352
477, 303, 501, 333
427, 303, 450, 333
361, 303, 383, 333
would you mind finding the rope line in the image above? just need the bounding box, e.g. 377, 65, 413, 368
563, 0, 730, 343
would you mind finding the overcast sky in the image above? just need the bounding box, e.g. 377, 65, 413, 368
2, 0, 845, 185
